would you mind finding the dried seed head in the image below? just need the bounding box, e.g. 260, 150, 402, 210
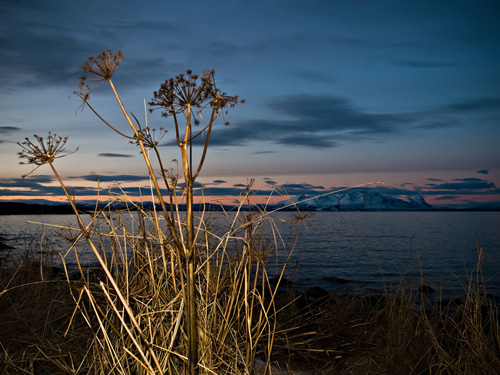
17, 132, 78, 177
81, 49, 123, 81
149, 69, 242, 122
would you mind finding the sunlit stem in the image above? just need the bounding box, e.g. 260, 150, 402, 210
107, 78, 183, 251
179, 103, 198, 374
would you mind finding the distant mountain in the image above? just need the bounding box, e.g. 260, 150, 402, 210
276, 190, 433, 211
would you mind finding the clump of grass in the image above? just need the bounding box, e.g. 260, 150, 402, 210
64, 198, 303, 374
2, 196, 303, 374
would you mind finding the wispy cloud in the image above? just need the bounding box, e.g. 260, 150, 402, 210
0, 126, 21, 134
278, 183, 325, 195
79, 174, 148, 183
252, 151, 278, 155
0, 175, 88, 197
0, 175, 55, 188
98, 153, 134, 158
182, 95, 414, 148
172, 93, 494, 149
264, 178, 278, 186
0, 126, 21, 143
425, 178, 496, 191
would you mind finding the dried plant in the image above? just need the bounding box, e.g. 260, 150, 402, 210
81, 49, 123, 81
17, 133, 78, 177
15, 50, 289, 375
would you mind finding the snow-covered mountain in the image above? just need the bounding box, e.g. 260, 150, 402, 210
277, 190, 433, 211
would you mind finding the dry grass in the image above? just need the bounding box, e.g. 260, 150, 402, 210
2, 221, 499, 374
1, 198, 305, 374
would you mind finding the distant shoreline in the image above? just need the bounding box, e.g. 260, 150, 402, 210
1, 201, 499, 215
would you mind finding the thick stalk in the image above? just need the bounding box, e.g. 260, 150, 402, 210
180, 104, 198, 374
181, 142, 198, 374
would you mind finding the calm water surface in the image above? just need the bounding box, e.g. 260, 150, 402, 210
281, 211, 500, 299
1, 211, 499, 299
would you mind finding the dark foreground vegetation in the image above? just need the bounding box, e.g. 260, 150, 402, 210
1, 240, 499, 374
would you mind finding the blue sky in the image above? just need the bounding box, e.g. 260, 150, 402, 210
1, 0, 500, 207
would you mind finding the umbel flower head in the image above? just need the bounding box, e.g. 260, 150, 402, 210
74, 50, 123, 110
81, 49, 123, 81
18, 133, 78, 177
149, 69, 243, 125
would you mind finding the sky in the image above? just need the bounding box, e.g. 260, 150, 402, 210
1, 0, 500, 208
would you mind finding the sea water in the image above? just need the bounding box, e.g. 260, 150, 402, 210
1, 211, 499, 299
278, 211, 500, 299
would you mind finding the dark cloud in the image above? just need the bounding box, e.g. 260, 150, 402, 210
176, 181, 203, 189
435, 195, 460, 201
252, 151, 278, 155
476, 169, 489, 175
0, 125, 21, 143
0, 176, 54, 188
264, 179, 278, 186
268, 95, 401, 134
0, 126, 21, 134
278, 183, 325, 195
179, 95, 413, 148
98, 153, 134, 158
426, 178, 496, 191
0, 1, 175, 90
190, 180, 227, 187
80, 174, 148, 183
393, 177, 500, 203
0, 2, 88, 89
172, 93, 482, 149
0, 175, 91, 197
